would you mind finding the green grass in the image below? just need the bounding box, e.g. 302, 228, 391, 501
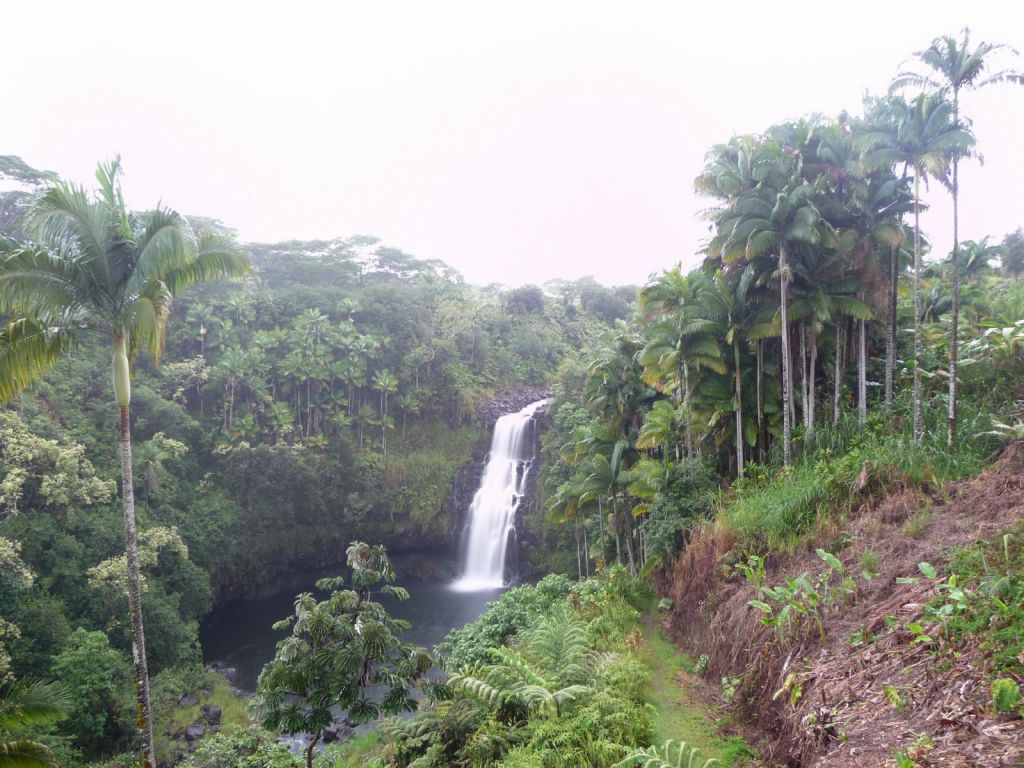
901, 507, 932, 538
719, 410, 1000, 552
154, 670, 252, 764
642, 619, 756, 766
319, 732, 380, 767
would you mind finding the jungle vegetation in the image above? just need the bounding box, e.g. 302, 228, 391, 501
0, 27, 1022, 768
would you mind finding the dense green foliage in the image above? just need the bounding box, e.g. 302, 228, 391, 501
536, 39, 1024, 580
374, 569, 658, 768
944, 529, 1024, 677
256, 543, 432, 768
1, 27, 1022, 768
0, 158, 624, 764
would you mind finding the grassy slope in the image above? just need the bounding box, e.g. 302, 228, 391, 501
663, 442, 1024, 767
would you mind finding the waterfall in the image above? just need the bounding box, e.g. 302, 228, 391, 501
452, 399, 547, 591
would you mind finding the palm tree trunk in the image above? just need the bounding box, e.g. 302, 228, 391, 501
756, 339, 763, 427
575, 521, 582, 579
834, 320, 846, 424
779, 246, 793, 465
756, 339, 764, 462
306, 379, 312, 437
807, 328, 817, 432
886, 245, 898, 410
913, 174, 923, 442
799, 322, 807, 429
733, 338, 744, 480
614, 519, 621, 566
112, 336, 156, 768
858, 318, 867, 426
622, 503, 636, 577
582, 512, 590, 577
682, 361, 693, 456
948, 135, 960, 448
305, 732, 321, 768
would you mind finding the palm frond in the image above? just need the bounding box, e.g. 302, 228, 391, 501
127, 279, 173, 363
0, 738, 61, 768
0, 319, 76, 403
0, 679, 70, 730
163, 232, 248, 295
0, 241, 88, 319
126, 207, 193, 295
28, 182, 116, 295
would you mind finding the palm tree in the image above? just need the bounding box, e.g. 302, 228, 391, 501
892, 29, 1023, 447
860, 95, 970, 441
0, 678, 70, 768
700, 267, 755, 478
371, 369, 398, 459
0, 159, 247, 767
718, 129, 828, 464
397, 391, 420, 439
218, 346, 251, 431
637, 269, 725, 456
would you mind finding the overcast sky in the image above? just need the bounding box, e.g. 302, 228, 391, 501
5, 1, 1023, 287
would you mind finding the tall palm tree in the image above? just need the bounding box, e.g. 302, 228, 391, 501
699, 267, 755, 478
371, 369, 398, 458
0, 678, 70, 768
892, 29, 1023, 447
718, 129, 828, 464
860, 95, 970, 441
0, 159, 247, 767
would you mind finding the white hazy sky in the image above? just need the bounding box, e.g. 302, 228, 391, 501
4, 1, 1023, 287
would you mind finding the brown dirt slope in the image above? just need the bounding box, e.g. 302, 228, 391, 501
660, 443, 1024, 767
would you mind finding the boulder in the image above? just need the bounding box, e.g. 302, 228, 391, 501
184, 724, 206, 742
323, 722, 354, 743
200, 704, 222, 726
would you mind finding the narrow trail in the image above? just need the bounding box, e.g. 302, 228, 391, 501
641, 614, 755, 766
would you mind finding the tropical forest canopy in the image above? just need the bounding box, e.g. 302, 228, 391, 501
1, 26, 1024, 768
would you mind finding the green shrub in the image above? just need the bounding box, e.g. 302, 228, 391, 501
181, 726, 299, 768
441, 575, 574, 668
991, 678, 1021, 713
50, 628, 133, 757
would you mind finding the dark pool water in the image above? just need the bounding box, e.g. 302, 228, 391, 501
200, 566, 503, 691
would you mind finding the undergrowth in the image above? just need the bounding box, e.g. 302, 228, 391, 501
719, 407, 999, 552
944, 526, 1024, 677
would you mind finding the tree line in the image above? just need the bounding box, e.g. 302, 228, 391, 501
541, 29, 1023, 578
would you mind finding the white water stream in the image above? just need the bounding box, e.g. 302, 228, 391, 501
452, 399, 547, 591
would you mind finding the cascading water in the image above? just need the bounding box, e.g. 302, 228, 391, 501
452, 399, 547, 591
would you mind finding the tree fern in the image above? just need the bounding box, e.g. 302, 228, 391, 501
615, 740, 719, 768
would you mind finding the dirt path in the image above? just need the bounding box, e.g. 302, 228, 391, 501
641, 615, 757, 766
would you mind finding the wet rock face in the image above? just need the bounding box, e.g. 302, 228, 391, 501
511, 402, 550, 582
447, 458, 487, 545
477, 388, 553, 428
